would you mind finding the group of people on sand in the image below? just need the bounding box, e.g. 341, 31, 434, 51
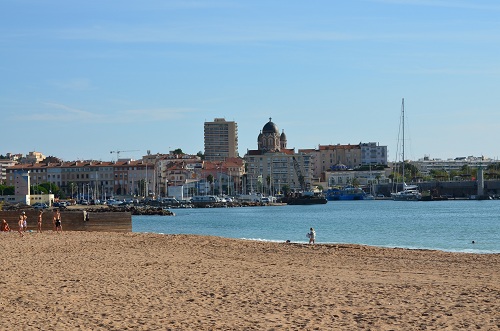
1, 209, 63, 237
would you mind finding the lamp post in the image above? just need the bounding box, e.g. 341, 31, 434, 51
217, 162, 222, 197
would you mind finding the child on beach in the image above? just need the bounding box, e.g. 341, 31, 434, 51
308, 227, 316, 244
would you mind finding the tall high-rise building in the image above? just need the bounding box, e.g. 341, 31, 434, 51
204, 118, 238, 161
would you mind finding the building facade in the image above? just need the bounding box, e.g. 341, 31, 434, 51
0, 159, 17, 184
302, 143, 387, 182
360, 142, 388, 166
244, 118, 313, 194
413, 155, 498, 177
204, 118, 238, 161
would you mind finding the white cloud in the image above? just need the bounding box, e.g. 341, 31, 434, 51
49, 79, 93, 91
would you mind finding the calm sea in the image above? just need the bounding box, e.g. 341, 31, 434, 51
132, 200, 500, 254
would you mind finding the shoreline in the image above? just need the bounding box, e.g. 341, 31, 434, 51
1, 231, 499, 329
232, 237, 499, 255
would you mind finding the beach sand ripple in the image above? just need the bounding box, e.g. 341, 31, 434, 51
1, 232, 499, 330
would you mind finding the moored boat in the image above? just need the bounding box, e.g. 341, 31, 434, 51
326, 186, 367, 201
284, 191, 328, 205
392, 98, 421, 201
391, 184, 421, 201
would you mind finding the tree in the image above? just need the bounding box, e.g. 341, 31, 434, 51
30, 185, 48, 195
393, 161, 421, 182
430, 169, 448, 181
282, 184, 290, 196
0, 185, 14, 195
67, 182, 77, 198
197, 151, 205, 160
40, 182, 60, 196
207, 174, 214, 195
173, 148, 184, 155
136, 179, 144, 197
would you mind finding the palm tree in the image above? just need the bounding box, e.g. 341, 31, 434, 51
207, 174, 214, 195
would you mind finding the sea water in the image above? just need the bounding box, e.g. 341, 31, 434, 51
132, 200, 500, 254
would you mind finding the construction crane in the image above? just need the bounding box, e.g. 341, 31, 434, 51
110, 150, 139, 161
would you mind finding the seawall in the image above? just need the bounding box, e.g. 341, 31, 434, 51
0, 210, 131, 232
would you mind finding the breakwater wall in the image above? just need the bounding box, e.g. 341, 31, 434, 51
0, 210, 131, 232
376, 180, 500, 198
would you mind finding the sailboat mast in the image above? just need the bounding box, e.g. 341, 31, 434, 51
401, 98, 405, 185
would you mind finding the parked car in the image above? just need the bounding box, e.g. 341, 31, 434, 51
161, 198, 179, 206
32, 202, 48, 209
52, 202, 67, 209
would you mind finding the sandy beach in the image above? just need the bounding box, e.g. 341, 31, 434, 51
1, 231, 498, 330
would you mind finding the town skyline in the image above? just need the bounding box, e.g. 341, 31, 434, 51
2, 1, 499, 162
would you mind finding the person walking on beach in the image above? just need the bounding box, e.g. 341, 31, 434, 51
37, 210, 43, 233
18, 215, 24, 237
308, 227, 316, 244
20, 211, 28, 232
53, 209, 62, 233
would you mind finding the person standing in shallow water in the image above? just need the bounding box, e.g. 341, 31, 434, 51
308, 227, 316, 244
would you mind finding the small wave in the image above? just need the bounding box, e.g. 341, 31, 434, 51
240, 238, 303, 244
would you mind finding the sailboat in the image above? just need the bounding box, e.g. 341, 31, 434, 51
391, 98, 421, 201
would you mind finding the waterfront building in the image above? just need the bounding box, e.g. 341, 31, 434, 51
301, 143, 388, 183
155, 153, 203, 197
5, 160, 157, 200
204, 118, 238, 161
0, 159, 17, 184
302, 144, 361, 182
325, 169, 389, 187
244, 118, 313, 194
200, 158, 245, 196
23, 151, 46, 164
413, 155, 499, 177
360, 142, 388, 166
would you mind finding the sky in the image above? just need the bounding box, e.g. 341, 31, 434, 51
1, 0, 499, 162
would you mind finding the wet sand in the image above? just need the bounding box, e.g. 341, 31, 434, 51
1, 231, 499, 330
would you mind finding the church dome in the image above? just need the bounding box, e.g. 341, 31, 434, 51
280, 130, 287, 141
262, 118, 279, 134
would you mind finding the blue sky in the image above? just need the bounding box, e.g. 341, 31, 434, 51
1, 0, 499, 162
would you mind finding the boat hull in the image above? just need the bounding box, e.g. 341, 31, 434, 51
391, 191, 421, 201
326, 187, 366, 201
287, 197, 328, 205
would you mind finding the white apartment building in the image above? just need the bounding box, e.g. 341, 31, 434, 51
413, 156, 498, 177
360, 142, 388, 166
